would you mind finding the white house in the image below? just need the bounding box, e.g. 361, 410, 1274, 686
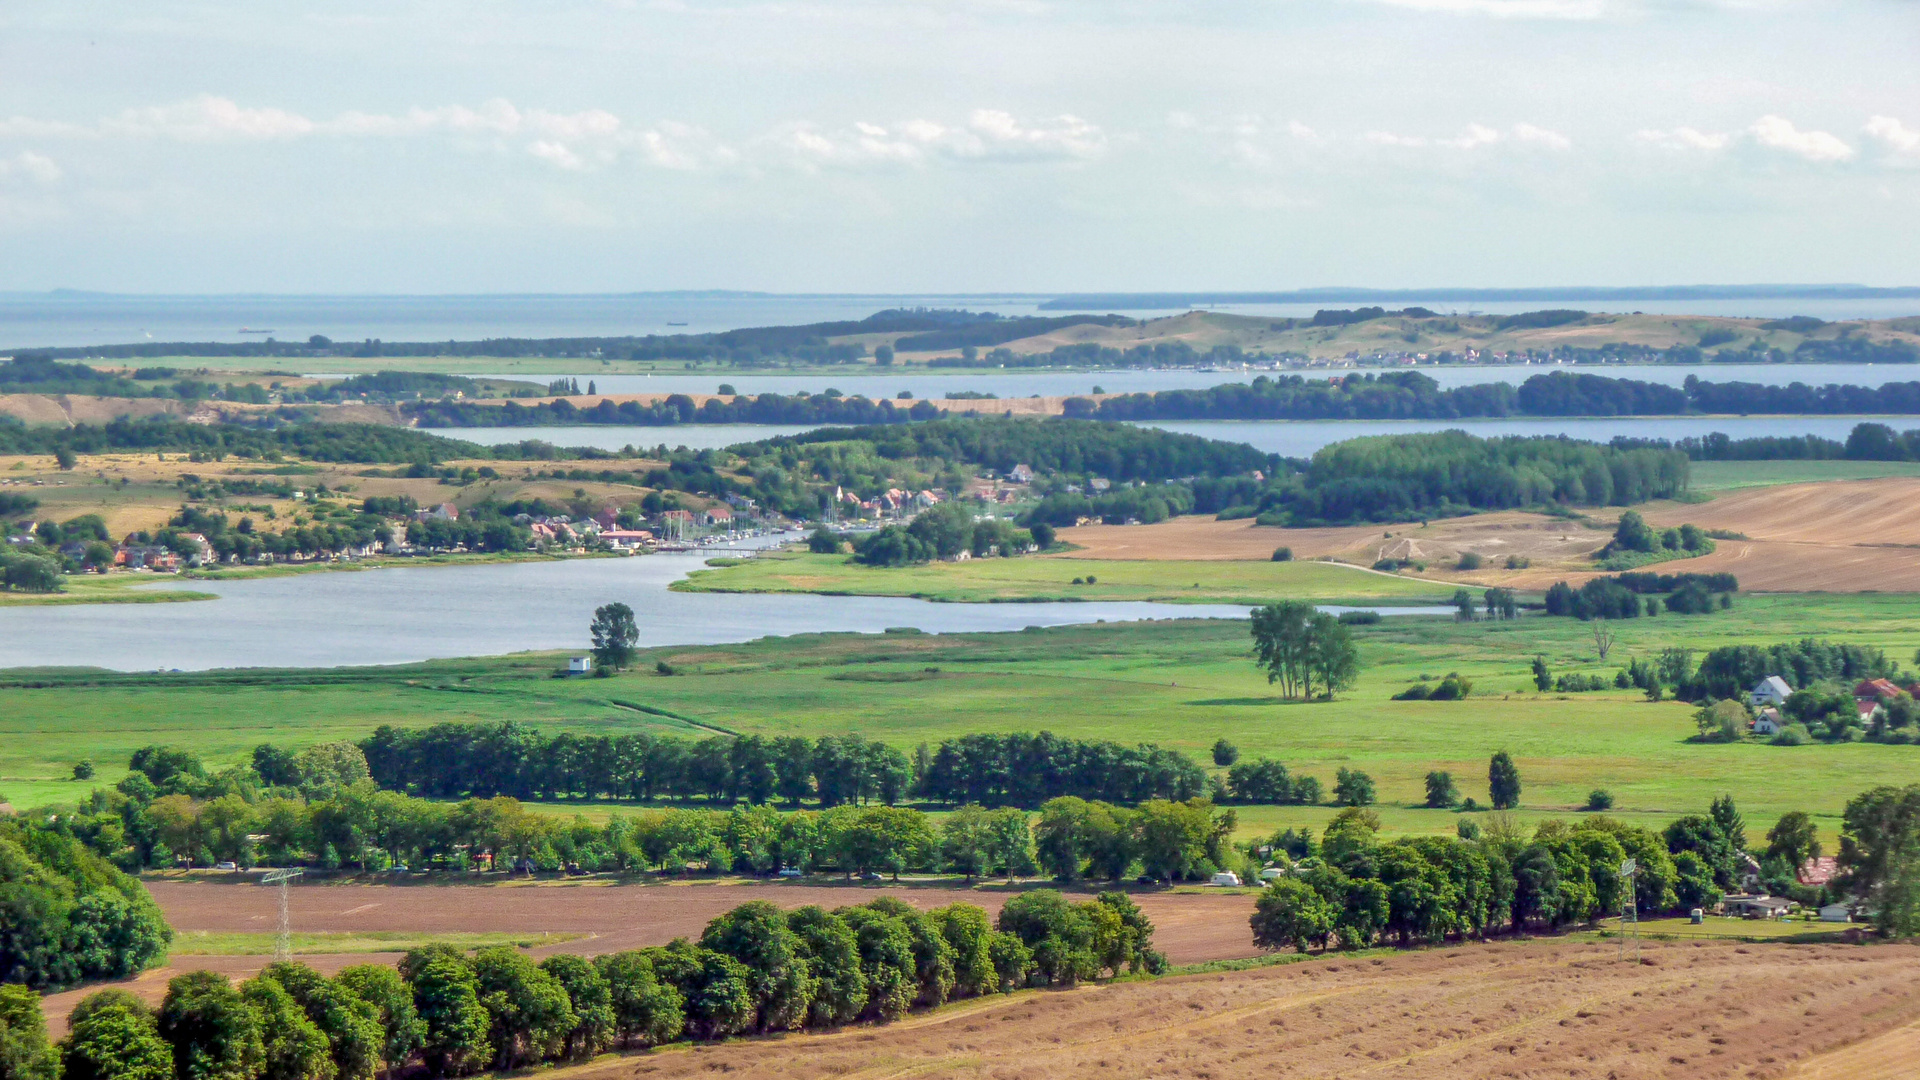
1751, 676, 1792, 708
567, 656, 593, 675
1752, 707, 1784, 736
1008, 463, 1035, 484
1819, 900, 1856, 923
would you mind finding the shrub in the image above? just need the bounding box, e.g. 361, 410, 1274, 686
1693, 699, 1748, 743
1336, 610, 1379, 625
59, 989, 171, 1080
1332, 768, 1376, 808
1771, 723, 1813, 746
1584, 789, 1615, 811
1270, 546, 1292, 562
1425, 673, 1473, 701
0, 985, 57, 1080
1392, 682, 1431, 701
1456, 552, 1483, 570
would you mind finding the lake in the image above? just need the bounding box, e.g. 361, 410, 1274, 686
433, 413, 1907, 455
0, 546, 1296, 671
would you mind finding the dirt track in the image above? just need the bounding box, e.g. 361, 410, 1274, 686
544, 939, 1920, 1080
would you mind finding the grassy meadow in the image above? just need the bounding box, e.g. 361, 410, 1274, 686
5, 593, 1916, 845
676, 551, 1455, 606
1688, 458, 1920, 490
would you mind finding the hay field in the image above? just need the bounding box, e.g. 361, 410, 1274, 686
543, 939, 1920, 1080
1048, 475, 1920, 593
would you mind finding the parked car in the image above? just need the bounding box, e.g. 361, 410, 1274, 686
777, 868, 804, 878
215, 861, 238, 871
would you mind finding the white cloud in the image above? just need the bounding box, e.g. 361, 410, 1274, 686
1748, 114, 1853, 162
1364, 123, 1559, 150
0, 151, 61, 184
1864, 115, 1919, 154
104, 96, 315, 140
1635, 126, 1732, 151
773, 110, 1106, 168
527, 141, 586, 171
1512, 123, 1571, 150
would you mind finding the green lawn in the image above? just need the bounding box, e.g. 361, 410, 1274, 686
1688, 458, 1920, 491
6, 594, 1918, 843
675, 552, 1455, 606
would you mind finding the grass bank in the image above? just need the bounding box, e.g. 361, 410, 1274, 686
673, 551, 1455, 605
0, 575, 216, 607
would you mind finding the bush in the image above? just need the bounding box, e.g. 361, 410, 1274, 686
1456, 552, 1483, 570
1332, 768, 1376, 807
1426, 673, 1473, 701
1771, 723, 1813, 746
1392, 682, 1431, 701
1693, 699, 1748, 743
1336, 610, 1379, 625
1270, 546, 1292, 562
1584, 789, 1615, 811
59, 989, 171, 1080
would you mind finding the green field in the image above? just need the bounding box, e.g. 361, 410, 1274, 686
1688, 458, 1920, 490
676, 552, 1455, 606
6, 593, 1917, 843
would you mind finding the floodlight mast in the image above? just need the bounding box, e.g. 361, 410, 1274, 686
261, 868, 304, 961
1618, 857, 1639, 963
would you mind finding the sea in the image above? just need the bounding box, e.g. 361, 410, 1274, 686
3, 291, 1918, 350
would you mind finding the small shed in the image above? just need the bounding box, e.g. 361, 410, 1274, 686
1818, 901, 1855, 923
568, 656, 593, 675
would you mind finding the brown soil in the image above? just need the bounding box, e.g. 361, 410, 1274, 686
41, 881, 1258, 1033
544, 939, 1920, 1080
1057, 512, 1613, 575
1058, 477, 1920, 593
142, 880, 1257, 966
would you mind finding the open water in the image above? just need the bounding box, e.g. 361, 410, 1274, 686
5, 292, 1916, 350
0, 544, 1445, 671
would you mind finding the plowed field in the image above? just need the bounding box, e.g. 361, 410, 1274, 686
140, 880, 1259, 967
546, 939, 1920, 1080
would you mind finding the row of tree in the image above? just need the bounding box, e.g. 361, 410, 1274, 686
1, 889, 1160, 1080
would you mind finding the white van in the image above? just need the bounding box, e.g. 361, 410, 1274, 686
1209, 871, 1242, 887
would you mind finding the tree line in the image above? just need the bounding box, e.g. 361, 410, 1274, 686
1246, 430, 1688, 526
34, 740, 1257, 888
0, 890, 1160, 1080
358, 723, 1279, 811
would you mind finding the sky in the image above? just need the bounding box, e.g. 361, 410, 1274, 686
0, 0, 1917, 294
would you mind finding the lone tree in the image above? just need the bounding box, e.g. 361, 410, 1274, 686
1531, 655, 1552, 692
1591, 619, 1615, 661
589, 603, 639, 671
1424, 770, 1459, 809
1250, 601, 1360, 701
1488, 751, 1522, 810
1211, 739, 1239, 768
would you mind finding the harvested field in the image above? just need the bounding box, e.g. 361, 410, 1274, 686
39, 880, 1261, 1033
1056, 512, 1613, 573
1057, 477, 1920, 593
143, 880, 1258, 966
542, 939, 1920, 1080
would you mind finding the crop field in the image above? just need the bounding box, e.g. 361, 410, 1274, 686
510, 938, 1920, 1080
675, 551, 1455, 605
1688, 458, 1920, 490
6, 593, 1917, 837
